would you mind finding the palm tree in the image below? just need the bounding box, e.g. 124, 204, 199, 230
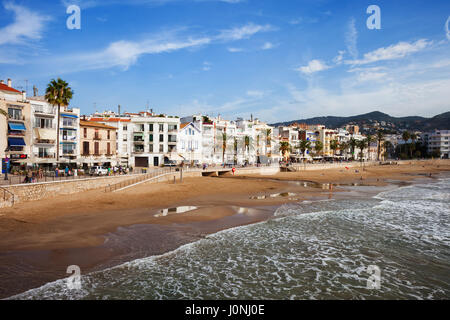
365, 134, 374, 161
244, 135, 251, 163
279, 141, 291, 161
233, 137, 238, 165
298, 140, 311, 159
330, 140, 339, 158
315, 141, 323, 158
376, 130, 384, 161
340, 141, 349, 159
265, 129, 272, 156
410, 133, 417, 159
357, 139, 368, 162
45, 78, 74, 162
221, 132, 227, 165
349, 138, 357, 160
402, 131, 410, 158
383, 140, 394, 159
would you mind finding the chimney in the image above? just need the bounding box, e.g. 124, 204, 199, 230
33, 85, 38, 97
22, 90, 27, 101
7, 79, 12, 87
118, 105, 121, 116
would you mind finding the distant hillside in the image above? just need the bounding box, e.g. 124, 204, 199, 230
270, 111, 450, 132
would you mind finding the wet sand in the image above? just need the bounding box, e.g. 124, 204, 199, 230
1, 160, 449, 298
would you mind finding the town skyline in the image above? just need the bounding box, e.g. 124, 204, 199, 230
1, 0, 449, 123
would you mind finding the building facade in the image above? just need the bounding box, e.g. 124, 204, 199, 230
79, 120, 117, 167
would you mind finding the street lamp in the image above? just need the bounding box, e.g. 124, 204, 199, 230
4, 148, 9, 181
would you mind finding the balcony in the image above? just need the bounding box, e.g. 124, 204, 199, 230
8, 115, 25, 122
62, 150, 76, 155
35, 139, 56, 145
34, 153, 56, 159
133, 148, 145, 154
94, 133, 102, 140
8, 131, 25, 137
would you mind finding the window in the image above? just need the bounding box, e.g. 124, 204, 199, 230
35, 117, 53, 129
123, 125, 127, 131
168, 124, 177, 131
107, 130, 110, 140
159, 124, 164, 132
84, 128, 87, 138
159, 134, 164, 142
159, 144, 164, 152
107, 142, 111, 155
62, 144, 76, 155
123, 134, 128, 141
94, 142, 99, 155
83, 141, 90, 155
122, 144, 128, 153
149, 144, 153, 152
62, 118, 76, 127
149, 124, 154, 132
38, 147, 51, 158
8, 108, 22, 120
149, 134, 153, 142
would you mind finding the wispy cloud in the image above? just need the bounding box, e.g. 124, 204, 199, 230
0, 2, 51, 46
68, 33, 211, 70
261, 42, 275, 50
227, 47, 244, 53
296, 59, 330, 75
345, 17, 358, 60
217, 23, 274, 41
347, 39, 432, 65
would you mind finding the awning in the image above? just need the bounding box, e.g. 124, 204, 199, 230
61, 114, 78, 118
8, 122, 26, 131
8, 137, 26, 146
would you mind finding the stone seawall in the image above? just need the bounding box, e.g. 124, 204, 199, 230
0, 174, 143, 207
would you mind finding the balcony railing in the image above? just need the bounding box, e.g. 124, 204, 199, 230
34, 153, 56, 159
133, 149, 145, 153
62, 150, 76, 155
35, 139, 56, 145
8, 115, 25, 121
8, 131, 25, 137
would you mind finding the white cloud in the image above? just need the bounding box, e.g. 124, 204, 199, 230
0, 2, 51, 46
296, 59, 330, 75
444, 16, 449, 40
345, 17, 358, 60
202, 61, 212, 71
218, 23, 274, 41
70, 35, 211, 70
261, 42, 275, 50
348, 39, 432, 65
227, 47, 244, 53
333, 50, 346, 65
246, 90, 265, 97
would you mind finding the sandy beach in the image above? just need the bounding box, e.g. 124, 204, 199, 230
1, 159, 449, 299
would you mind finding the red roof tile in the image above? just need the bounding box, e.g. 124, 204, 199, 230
0, 83, 21, 94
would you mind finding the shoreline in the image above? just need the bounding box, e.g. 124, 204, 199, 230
1, 160, 450, 299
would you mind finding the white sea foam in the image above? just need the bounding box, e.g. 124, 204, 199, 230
10, 178, 450, 300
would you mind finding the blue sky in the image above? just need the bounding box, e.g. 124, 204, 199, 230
0, 0, 449, 123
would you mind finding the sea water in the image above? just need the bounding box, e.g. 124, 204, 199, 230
10, 178, 450, 300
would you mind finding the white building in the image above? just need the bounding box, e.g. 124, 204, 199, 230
178, 122, 202, 163
89, 111, 180, 168
29, 96, 58, 167
59, 106, 81, 163
422, 130, 450, 159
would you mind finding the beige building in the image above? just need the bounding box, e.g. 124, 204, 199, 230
0, 79, 32, 170
79, 120, 118, 167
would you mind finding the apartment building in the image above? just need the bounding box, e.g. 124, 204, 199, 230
0, 79, 32, 170
178, 122, 202, 163
59, 106, 81, 162
29, 96, 58, 167
422, 130, 450, 159
79, 120, 117, 166
89, 111, 180, 168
